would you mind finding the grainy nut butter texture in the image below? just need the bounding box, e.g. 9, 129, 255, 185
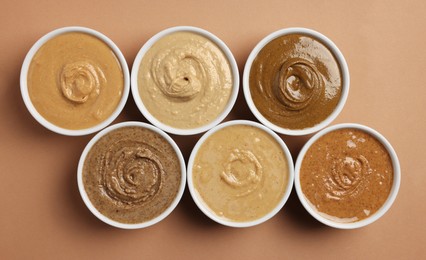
192, 124, 289, 222
83, 126, 181, 224
138, 31, 233, 129
27, 32, 124, 129
300, 128, 393, 223
249, 33, 342, 130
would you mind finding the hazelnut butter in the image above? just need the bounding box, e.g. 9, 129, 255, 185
249, 33, 342, 130
27, 32, 124, 130
82, 126, 182, 224
192, 124, 289, 222
300, 128, 393, 223
138, 31, 233, 129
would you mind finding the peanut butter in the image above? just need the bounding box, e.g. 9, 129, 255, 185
27, 32, 124, 130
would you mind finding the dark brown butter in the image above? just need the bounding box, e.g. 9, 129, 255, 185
249, 33, 342, 130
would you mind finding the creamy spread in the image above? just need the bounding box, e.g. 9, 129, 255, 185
249, 33, 342, 130
300, 128, 393, 223
138, 31, 233, 129
192, 124, 289, 222
27, 32, 124, 130
83, 126, 182, 224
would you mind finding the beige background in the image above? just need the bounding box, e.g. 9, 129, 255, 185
1, 0, 425, 259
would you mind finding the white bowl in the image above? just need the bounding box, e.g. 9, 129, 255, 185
20, 26, 130, 136
294, 123, 401, 229
77, 121, 186, 229
243, 27, 350, 136
131, 26, 239, 136
187, 120, 294, 227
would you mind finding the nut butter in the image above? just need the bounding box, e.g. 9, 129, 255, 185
82, 125, 182, 224
300, 128, 394, 223
249, 33, 342, 130
192, 123, 290, 223
137, 31, 233, 130
27, 32, 124, 130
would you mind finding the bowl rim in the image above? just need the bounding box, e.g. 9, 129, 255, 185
187, 119, 295, 227
20, 26, 130, 136
242, 27, 350, 136
294, 123, 401, 229
77, 121, 187, 229
131, 25, 240, 136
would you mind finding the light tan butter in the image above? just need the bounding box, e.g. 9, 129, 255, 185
192, 124, 289, 222
138, 31, 232, 129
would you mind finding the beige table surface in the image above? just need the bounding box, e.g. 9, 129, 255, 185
1, 0, 425, 259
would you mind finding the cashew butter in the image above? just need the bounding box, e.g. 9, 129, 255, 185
138, 31, 233, 129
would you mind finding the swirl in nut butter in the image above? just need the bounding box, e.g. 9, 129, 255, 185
27, 32, 124, 130
274, 58, 324, 111
83, 126, 181, 224
249, 33, 342, 130
138, 31, 233, 129
192, 124, 289, 222
150, 48, 205, 100
60, 61, 105, 103
100, 140, 164, 207
220, 149, 263, 197
325, 155, 372, 201
300, 129, 393, 223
